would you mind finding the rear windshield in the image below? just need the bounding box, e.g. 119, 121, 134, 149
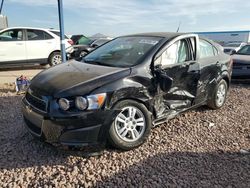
50, 31, 69, 39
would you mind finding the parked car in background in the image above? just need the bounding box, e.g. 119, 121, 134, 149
70, 34, 91, 45
223, 42, 247, 55
71, 38, 111, 59
0, 27, 74, 68
22, 32, 232, 151
232, 44, 250, 78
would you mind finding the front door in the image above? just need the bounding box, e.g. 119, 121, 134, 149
154, 35, 200, 117
0, 29, 26, 65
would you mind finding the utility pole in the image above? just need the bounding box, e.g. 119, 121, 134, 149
57, 0, 66, 63
0, 0, 4, 14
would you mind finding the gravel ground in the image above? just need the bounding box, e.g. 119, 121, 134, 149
0, 84, 249, 187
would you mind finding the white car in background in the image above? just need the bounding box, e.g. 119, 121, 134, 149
0, 27, 74, 68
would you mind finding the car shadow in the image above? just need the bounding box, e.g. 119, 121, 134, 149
95, 151, 250, 187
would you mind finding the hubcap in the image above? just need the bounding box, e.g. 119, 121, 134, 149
216, 83, 226, 106
114, 106, 146, 142
52, 54, 62, 65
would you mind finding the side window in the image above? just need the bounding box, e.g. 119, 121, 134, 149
159, 39, 190, 66
0, 29, 23, 41
199, 39, 215, 58
27, 29, 53, 40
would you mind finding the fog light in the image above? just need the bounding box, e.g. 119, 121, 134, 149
58, 98, 70, 111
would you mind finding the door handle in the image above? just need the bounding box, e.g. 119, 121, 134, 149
16, 43, 23, 45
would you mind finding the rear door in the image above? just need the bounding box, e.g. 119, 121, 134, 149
0, 29, 26, 65
195, 39, 221, 104
154, 35, 200, 116
25, 29, 56, 62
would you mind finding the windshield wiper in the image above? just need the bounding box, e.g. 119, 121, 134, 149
83, 59, 115, 67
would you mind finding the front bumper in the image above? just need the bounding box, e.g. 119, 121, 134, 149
22, 98, 116, 146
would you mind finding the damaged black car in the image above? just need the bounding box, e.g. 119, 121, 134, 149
22, 32, 232, 150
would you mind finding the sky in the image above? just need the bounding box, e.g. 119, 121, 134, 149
2, 0, 250, 37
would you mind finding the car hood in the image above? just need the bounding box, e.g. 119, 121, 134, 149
30, 60, 131, 98
232, 54, 250, 64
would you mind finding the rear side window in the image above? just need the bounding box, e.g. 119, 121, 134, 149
199, 39, 216, 58
0, 29, 23, 41
27, 29, 53, 40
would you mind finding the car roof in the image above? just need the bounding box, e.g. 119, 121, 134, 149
0, 27, 59, 32
122, 32, 185, 39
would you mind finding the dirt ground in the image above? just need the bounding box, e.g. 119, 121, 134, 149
0, 67, 43, 84
0, 82, 249, 187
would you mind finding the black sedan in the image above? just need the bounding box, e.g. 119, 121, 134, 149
22, 32, 232, 150
232, 44, 250, 78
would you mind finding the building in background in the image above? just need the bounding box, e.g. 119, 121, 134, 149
197, 31, 250, 46
0, 15, 8, 30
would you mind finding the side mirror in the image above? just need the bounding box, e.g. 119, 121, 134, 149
155, 69, 173, 92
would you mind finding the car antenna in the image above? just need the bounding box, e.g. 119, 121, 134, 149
176, 21, 181, 33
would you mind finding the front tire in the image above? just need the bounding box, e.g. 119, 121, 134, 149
108, 100, 152, 150
49, 52, 62, 66
207, 79, 228, 109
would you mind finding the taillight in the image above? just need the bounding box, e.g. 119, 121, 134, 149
67, 39, 74, 45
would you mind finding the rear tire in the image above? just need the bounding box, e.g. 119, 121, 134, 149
108, 100, 152, 151
49, 52, 62, 66
207, 79, 228, 109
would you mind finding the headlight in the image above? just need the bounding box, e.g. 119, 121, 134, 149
75, 96, 88, 110
87, 93, 106, 110
58, 98, 70, 111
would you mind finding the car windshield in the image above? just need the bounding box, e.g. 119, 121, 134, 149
83, 36, 162, 68
236, 45, 250, 55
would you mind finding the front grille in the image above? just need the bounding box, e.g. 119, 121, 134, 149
25, 92, 47, 112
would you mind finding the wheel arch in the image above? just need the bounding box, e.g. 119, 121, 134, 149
220, 71, 231, 89
47, 50, 61, 64
110, 97, 155, 119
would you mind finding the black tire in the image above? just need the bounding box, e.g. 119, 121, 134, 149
207, 79, 228, 109
108, 100, 152, 151
49, 52, 62, 66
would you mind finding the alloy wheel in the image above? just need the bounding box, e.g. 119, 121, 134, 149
216, 83, 226, 107
114, 106, 146, 142
52, 54, 62, 65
